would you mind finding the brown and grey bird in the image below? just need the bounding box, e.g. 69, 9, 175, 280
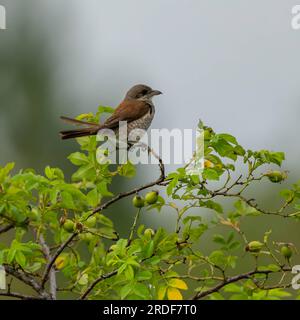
60, 84, 162, 140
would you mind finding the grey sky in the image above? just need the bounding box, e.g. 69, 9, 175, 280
2, 0, 300, 174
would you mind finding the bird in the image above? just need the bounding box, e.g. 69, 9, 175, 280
60, 84, 162, 140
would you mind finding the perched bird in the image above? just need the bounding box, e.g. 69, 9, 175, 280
60, 84, 162, 140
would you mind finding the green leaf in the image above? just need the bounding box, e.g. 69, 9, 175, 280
263, 230, 272, 244
97, 105, 115, 116
68, 152, 89, 166
200, 200, 223, 213
217, 134, 238, 145
136, 271, 152, 281
15, 251, 26, 268
120, 283, 133, 299
279, 189, 294, 202
97, 181, 113, 197
86, 188, 100, 207
60, 191, 75, 209
72, 164, 96, 181
0, 162, 15, 183
45, 166, 54, 179
269, 152, 285, 166
209, 250, 227, 267
213, 234, 226, 245
267, 288, 291, 298
118, 162, 136, 178
98, 214, 113, 227
202, 168, 220, 181
78, 273, 89, 285
133, 283, 150, 299
147, 256, 160, 265
166, 177, 178, 196
183, 215, 202, 224
124, 265, 135, 280
45, 166, 64, 180
257, 264, 280, 272
223, 283, 242, 293
7, 248, 16, 263
210, 136, 235, 157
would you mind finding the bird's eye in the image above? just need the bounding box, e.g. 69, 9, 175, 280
137, 90, 148, 98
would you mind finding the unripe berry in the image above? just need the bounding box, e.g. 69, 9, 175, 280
132, 195, 145, 208
204, 128, 213, 141
265, 171, 287, 183
246, 241, 264, 253
63, 219, 75, 233
145, 191, 159, 205
281, 245, 292, 260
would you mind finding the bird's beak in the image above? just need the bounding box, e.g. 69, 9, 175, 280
149, 90, 163, 97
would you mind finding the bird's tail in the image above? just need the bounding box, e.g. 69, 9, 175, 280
60, 127, 100, 140
60, 116, 101, 140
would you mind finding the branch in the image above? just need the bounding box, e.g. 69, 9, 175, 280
192, 267, 291, 300
41, 233, 78, 289
39, 234, 57, 299
4, 265, 49, 299
79, 270, 118, 300
92, 145, 165, 216
128, 208, 141, 244
0, 292, 42, 300
0, 223, 14, 234
0, 218, 28, 235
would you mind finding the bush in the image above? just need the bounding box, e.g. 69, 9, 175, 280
0, 108, 299, 300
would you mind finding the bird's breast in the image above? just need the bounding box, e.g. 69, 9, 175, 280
127, 105, 155, 133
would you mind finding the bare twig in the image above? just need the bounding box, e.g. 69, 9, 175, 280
39, 234, 57, 299
0, 223, 14, 234
0, 292, 42, 300
79, 270, 118, 300
4, 265, 49, 299
128, 208, 141, 244
192, 267, 291, 300
41, 233, 78, 289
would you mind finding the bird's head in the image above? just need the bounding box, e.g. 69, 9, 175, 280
125, 84, 162, 101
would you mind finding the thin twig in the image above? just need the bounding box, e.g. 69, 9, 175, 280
4, 265, 49, 299
0, 292, 42, 300
41, 233, 78, 289
128, 208, 141, 244
192, 267, 291, 300
0, 223, 14, 234
39, 234, 57, 299
79, 270, 118, 300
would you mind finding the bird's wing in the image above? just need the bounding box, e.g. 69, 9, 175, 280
103, 100, 151, 129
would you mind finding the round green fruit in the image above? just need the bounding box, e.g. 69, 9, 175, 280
281, 245, 292, 260
265, 171, 286, 183
63, 219, 75, 233
204, 128, 213, 141
145, 191, 159, 205
132, 195, 145, 208
246, 241, 264, 253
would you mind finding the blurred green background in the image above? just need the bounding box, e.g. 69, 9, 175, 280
0, 1, 299, 298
